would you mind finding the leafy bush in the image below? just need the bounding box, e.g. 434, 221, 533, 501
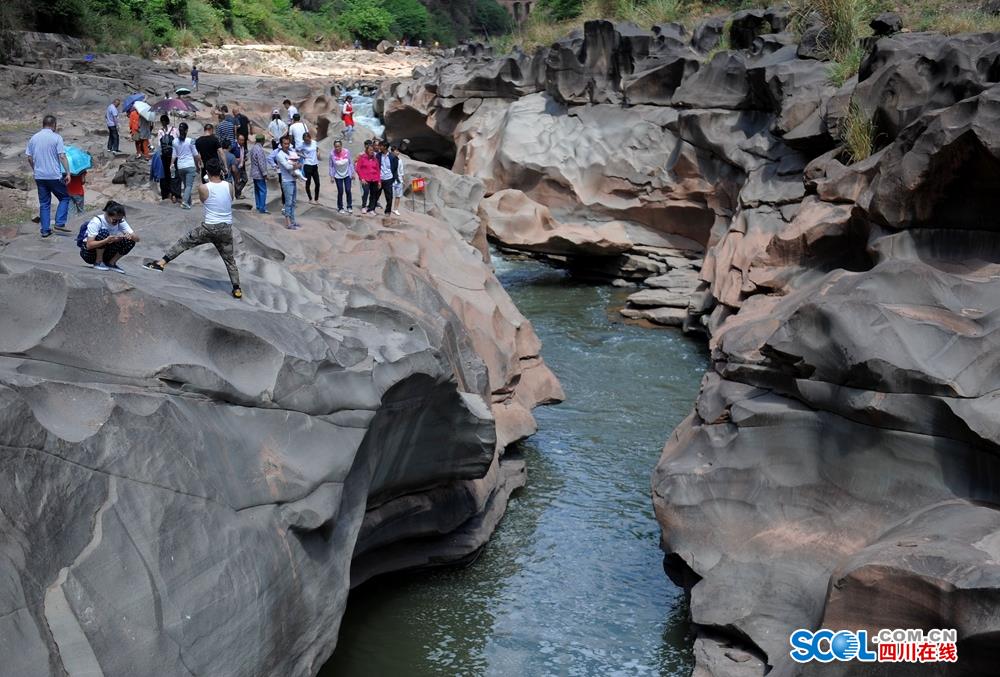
383, 0, 430, 40
427, 6, 457, 43
233, 0, 272, 35
474, 0, 513, 36
337, 0, 393, 41
32, 0, 90, 35
186, 0, 229, 44
537, 0, 583, 21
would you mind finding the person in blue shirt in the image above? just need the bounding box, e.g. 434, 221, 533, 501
25, 115, 72, 238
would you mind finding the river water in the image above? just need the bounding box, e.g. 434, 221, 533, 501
322, 253, 708, 676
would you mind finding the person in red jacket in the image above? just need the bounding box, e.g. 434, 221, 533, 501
129, 108, 142, 159
354, 141, 382, 215
341, 95, 355, 143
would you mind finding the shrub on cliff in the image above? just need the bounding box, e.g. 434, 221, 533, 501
384, 0, 431, 40
475, 0, 514, 36
537, 0, 583, 21
336, 0, 394, 41
791, 0, 877, 82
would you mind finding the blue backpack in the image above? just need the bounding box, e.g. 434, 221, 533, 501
75, 219, 93, 249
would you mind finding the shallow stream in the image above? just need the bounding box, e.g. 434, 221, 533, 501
322, 253, 708, 676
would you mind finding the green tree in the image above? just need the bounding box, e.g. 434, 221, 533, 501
536, 0, 582, 20
165, 0, 188, 23
32, 0, 88, 35
337, 0, 393, 41
426, 6, 457, 43
233, 0, 272, 35
142, 0, 178, 42
384, 0, 430, 40
473, 0, 512, 35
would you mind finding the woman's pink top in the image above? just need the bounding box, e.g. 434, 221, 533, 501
355, 153, 381, 182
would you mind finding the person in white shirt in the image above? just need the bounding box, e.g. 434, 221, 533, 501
267, 110, 288, 150
283, 99, 298, 124
171, 122, 201, 209
79, 201, 139, 272
289, 113, 308, 148
391, 145, 405, 215
144, 159, 243, 299
297, 131, 321, 203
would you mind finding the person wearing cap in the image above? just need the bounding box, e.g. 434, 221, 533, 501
249, 133, 270, 214
267, 110, 288, 150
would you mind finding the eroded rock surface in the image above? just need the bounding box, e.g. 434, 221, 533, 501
0, 198, 562, 676
384, 13, 1000, 676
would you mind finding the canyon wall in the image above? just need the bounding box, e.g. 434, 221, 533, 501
380, 12, 1000, 675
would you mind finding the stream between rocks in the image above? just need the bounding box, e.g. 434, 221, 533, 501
321, 253, 708, 676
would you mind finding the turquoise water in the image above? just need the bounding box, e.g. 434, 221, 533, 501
322, 254, 708, 676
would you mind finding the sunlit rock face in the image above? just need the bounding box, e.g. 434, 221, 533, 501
383, 15, 1000, 676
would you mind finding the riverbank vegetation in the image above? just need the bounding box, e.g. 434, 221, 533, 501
502, 0, 1000, 53
0, 0, 513, 54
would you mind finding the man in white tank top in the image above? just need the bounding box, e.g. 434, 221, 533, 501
143, 159, 243, 298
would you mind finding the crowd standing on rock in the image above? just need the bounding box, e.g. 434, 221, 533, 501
25, 115, 72, 238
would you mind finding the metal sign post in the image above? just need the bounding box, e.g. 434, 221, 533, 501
410, 176, 427, 213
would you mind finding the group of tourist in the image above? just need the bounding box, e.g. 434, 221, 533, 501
24, 83, 407, 298
26, 114, 242, 299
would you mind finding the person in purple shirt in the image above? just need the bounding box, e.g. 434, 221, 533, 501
25, 115, 71, 238
106, 98, 121, 152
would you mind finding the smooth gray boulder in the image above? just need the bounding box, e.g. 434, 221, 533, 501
0, 196, 561, 676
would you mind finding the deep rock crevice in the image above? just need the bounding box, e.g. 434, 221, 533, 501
380, 10, 1000, 675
